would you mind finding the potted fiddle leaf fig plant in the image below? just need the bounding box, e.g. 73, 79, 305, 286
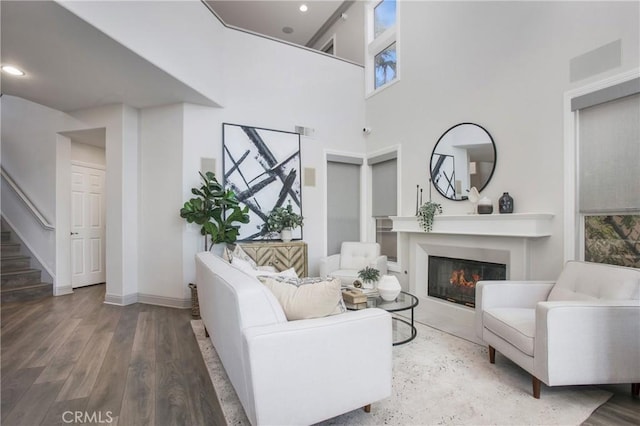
180, 171, 250, 251
264, 202, 303, 242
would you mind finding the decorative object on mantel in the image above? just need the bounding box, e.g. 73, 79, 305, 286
180, 171, 250, 251
417, 179, 443, 231
377, 275, 402, 301
467, 186, 480, 214
264, 201, 303, 242
477, 196, 493, 214
357, 266, 380, 289
499, 192, 514, 213
417, 201, 443, 231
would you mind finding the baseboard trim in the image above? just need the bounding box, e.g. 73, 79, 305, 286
138, 293, 191, 309
103, 292, 190, 309
54, 285, 73, 296
104, 292, 138, 306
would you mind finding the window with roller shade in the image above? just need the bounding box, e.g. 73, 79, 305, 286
327, 155, 362, 256
574, 79, 640, 267
369, 152, 397, 262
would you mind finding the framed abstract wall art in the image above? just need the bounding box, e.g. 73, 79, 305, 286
222, 123, 302, 241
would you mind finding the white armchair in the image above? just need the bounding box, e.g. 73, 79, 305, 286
319, 242, 388, 286
476, 260, 640, 398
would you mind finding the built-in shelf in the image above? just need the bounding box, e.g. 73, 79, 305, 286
391, 213, 554, 238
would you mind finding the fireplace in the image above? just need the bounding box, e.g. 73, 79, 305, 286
428, 256, 506, 308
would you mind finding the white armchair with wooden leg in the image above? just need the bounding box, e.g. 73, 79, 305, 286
476, 261, 640, 398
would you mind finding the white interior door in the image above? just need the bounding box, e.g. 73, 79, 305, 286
71, 164, 106, 288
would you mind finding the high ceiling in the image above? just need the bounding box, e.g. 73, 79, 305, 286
205, 1, 346, 47
0, 1, 346, 115
0, 1, 217, 113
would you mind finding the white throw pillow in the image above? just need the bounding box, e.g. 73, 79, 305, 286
226, 245, 258, 269
259, 277, 345, 321
231, 256, 258, 271
231, 257, 298, 279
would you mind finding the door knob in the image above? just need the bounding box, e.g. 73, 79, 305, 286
70, 232, 79, 235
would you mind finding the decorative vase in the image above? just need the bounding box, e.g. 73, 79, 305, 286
377, 275, 401, 301
477, 197, 493, 214
499, 192, 514, 214
280, 228, 292, 242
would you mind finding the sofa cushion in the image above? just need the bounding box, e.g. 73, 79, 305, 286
483, 308, 535, 356
259, 276, 345, 320
548, 261, 640, 301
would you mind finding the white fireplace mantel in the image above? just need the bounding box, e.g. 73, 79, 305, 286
391, 213, 554, 238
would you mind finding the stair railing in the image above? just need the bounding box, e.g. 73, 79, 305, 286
1, 166, 54, 230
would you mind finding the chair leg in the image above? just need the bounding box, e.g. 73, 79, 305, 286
488, 346, 495, 364
632, 383, 639, 396
363, 404, 371, 413
532, 376, 541, 399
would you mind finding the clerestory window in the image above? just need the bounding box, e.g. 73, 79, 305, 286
367, 0, 398, 94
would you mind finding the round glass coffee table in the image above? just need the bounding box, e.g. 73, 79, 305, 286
349, 291, 419, 346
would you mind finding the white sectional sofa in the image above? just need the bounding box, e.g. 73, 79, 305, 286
195, 251, 392, 426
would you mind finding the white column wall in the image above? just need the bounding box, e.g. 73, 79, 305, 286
138, 104, 187, 304
69, 104, 140, 304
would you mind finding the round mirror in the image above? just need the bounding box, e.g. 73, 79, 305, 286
430, 123, 496, 201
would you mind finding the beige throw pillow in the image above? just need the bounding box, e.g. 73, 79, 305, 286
260, 277, 344, 321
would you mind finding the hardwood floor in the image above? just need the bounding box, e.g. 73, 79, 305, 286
2, 285, 638, 425
1, 285, 225, 426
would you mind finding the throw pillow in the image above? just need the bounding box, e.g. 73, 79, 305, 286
259, 276, 346, 320
226, 245, 258, 269
231, 257, 298, 279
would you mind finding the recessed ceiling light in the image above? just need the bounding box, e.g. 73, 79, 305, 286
299, 4, 308, 12
1, 65, 25, 76
282, 26, 294, 34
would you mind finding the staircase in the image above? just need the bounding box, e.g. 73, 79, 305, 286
1, 228, 53, 303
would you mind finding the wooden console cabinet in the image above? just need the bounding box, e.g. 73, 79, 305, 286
239, 241, 308, 277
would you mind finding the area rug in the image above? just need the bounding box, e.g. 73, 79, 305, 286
191, 320, 611, 425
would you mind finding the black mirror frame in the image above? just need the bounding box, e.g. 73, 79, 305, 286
429, 122, 497, 201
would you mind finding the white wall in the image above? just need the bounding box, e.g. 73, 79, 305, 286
365, 1, 640, 280
2, 96, 69, 223
58, 0, 226, 106
177, 29, 366, 288
311, 1, 365, 65
138, 104, 186, 302
70, 142, 106, 166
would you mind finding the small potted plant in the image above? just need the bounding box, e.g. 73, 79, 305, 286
264, 202, 303, 242
417, 200, 443, 232
358, 266, 380, 290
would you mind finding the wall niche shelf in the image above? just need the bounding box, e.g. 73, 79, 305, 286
391, 213, 554, 238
